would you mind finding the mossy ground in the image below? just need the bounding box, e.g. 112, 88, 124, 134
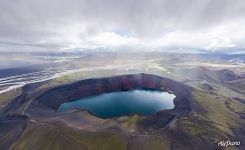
1, 70, 244, 150
0, 88, 21, 107
10, 122, 128, 150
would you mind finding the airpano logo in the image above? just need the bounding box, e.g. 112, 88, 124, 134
218, 140, 240, 147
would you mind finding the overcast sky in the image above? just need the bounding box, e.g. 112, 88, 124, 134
0, 0, 245, 52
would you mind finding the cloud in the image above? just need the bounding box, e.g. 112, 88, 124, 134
0, 0, 245, 51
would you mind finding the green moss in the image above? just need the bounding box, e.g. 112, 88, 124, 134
66, 128, 127, 150
0, 88, 21, 107
10, 124, 127, 150
127, 135, 169, 150
227, 98, 245, 113
191, 89, 241, 135
122, 115, 140, 131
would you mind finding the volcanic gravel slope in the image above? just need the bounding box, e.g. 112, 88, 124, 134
0, 73, 244, 150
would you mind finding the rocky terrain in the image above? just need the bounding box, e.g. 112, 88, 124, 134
0, 52, 244, 150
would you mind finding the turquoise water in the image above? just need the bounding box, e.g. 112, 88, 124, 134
58, 90, 175, 119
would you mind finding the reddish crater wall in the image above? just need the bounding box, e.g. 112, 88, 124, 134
37, 73, 191, 115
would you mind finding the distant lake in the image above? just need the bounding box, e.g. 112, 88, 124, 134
58, 89, 175, 119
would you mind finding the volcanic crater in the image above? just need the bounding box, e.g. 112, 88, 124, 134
33, 73, 192, 128
0, 73, 193, 149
